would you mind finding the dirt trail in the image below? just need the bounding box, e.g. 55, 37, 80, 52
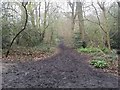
2, 45, 119, 88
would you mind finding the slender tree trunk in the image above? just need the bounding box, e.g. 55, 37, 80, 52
71, 4, 75, 31
76, 1, 85, 41
118, 2, 120, 49
35, 3, 38, 27
6, 2, 28, 57
40, 1, 49, 42
103, 10, 111, 50
38, 2, 41, 29
117, 2, 120, 62
50, 29, 54, 44
68, 1, 76, 31
97, 2, 111, 50
68, 2, 76, 46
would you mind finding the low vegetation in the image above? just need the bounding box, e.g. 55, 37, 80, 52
77, 47, 118, 72
2, 43, 56, 62
90, 59, 108, 68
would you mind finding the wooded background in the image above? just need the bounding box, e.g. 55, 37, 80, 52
1, 0, 120, 57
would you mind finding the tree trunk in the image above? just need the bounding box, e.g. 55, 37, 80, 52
38, 2, 41, 29
118, 2, 120, 49
68, 2, 76, 31
103, 10, 111, 50
76, 1, 85, 41
6, 2, 28, 57
40, 1, 49, 42
71, 3, 75, 31
97, 2, 111, 50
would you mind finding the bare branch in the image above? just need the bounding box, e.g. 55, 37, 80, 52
2, 8, 18, 13
91, 2, 107, 34
68, 1, 73, 9
107, 3, 117, 19
110, 30, 118, 38
108, 10, 117, 18
117, 2, 120, 7
97, 1, 105, 11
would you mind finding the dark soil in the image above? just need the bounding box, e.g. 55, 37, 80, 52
2, 45, 119, 88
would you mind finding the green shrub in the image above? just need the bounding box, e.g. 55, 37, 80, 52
78, 47, 100, 53
90, 59, 108, 69
73, 32, 82, 48
73, 32, 87, 48
101, 48, 109, 54
90, 60, 98, 65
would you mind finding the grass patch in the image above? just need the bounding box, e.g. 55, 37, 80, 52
90, 59, 108, 69
77, 47, 110, 54
77, 47, 101, 53
77, 47, 117, 70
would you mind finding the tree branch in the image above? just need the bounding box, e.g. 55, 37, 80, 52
107, 3, 117, 19
91, 2, 107, 34
117, 2, 120, 7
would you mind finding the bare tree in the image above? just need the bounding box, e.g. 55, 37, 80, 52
97, 1, 111, 50
89, 2, 111, 50
6, 2, 28, 57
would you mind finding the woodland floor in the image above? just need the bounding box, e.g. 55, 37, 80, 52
2, 44, 119, 88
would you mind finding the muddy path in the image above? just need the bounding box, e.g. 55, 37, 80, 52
2, 45, 119, 88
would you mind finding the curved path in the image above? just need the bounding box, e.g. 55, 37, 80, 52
2, 45, 119, 88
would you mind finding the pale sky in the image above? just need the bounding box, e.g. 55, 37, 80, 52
1, 0, 117, 15
1, 0, 117, 2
